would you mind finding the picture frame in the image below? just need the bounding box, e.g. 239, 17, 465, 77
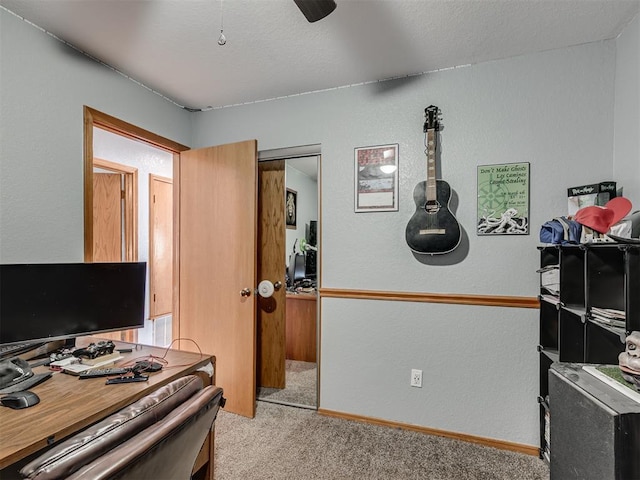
354, 143, 399, 212
477, 162, 530, 235
285, 188, 297, 229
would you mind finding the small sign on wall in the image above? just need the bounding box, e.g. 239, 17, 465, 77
477, 162, 530, 235
354, 143, 399, 212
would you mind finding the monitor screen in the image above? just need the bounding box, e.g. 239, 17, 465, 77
287, 253, 306, 285
0, 262, 146, 346
305, 250, 316, 279
307, 220, 317, 247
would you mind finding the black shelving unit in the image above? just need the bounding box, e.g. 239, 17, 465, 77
537, 243, 640, 462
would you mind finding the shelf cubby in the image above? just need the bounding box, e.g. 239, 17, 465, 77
537, 243, 639, 460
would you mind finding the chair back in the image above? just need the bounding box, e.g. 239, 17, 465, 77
67, 384, 224, 480
20, 375, 223, 480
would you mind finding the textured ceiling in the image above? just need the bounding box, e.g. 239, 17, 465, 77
2, 0, 638, 111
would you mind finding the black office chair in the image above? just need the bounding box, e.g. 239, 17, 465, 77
20, 375, 224, 480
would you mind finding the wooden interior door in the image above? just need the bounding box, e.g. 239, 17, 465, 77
176, 140, 258, 418
257, 160, 286, 389
149, 175, 173, 319
93, 172, 122, 262
92, 167, 139, 343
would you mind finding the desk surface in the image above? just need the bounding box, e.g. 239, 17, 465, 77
286, 291, 317, 301
0, 338, 214, 470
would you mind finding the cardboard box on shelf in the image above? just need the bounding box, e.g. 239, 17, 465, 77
567, 181, 616, 216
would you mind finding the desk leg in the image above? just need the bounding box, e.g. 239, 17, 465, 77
192, 428, 214, 480
208, 426, 215, 480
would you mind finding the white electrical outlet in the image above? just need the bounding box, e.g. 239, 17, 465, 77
410, 369, 422, 388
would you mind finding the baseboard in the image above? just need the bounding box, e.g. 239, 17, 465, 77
317, 408, 539, 457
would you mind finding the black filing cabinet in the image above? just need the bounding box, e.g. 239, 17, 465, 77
549, 363, 640, 480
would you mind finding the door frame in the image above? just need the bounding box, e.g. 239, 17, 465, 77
83, 107, 322, 407
83, 107, 189, 262
83, 106, 189, 343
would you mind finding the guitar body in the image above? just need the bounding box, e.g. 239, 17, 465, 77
406, 105, 461, 255
406, 179, 461, 254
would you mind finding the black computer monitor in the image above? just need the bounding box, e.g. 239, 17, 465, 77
306, 220, 317, 247
287, 253, 306, 286
305, 250, 316, 279
0, 262, 146, 346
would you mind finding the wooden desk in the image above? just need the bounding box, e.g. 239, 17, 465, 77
286, 292, 317, 362
0, 338, 215, 478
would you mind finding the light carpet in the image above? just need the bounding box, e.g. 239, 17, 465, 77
257, 360, 317, 409
214, 401, 550, 480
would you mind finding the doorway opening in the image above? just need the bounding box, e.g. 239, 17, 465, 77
92, 128, 174, 345
83, 107, 320, 416
91, 156, 139, 343
84, 107, 185, 347
256, 149, 320, 410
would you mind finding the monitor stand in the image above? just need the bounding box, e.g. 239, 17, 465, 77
19, 339, 69, 361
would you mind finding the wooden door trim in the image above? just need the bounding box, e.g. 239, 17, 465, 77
316, 154, 322, 410
93, 158, 139, 262
319, 288, 539, 308
258, 144, 321, 161
85, 107, 189, 153
94, 157, 137, 174
83, 106, 189, 262
172, 154, 182, 342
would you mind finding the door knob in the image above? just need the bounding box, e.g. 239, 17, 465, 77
257, 280, 275, 298
240, 288, 252, 297
256, 280, 283, 299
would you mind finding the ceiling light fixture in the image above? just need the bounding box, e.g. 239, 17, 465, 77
293, 0, 337, 23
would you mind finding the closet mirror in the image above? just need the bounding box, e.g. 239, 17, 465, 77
257, 153, 319, 410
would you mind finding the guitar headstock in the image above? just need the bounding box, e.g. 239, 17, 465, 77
423, 105, 441, 133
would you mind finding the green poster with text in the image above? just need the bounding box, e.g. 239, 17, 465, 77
477, 162, 529, 235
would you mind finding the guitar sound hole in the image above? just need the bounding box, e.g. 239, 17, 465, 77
425, 200, 440, 214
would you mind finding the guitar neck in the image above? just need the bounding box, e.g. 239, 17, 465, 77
426, 128, 437, 201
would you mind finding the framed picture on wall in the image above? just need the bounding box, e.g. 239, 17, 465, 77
286, 188, 297, 229
477, 162, 530, 235
354, 143, 399, 212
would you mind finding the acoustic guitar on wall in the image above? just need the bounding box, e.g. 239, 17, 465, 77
405, 105, 461, 255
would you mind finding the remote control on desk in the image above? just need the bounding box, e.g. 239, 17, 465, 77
105, 375, 148, 384
78, 368, 131, 379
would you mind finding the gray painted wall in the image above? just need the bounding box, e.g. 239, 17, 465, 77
0, 9, 191, 263
614, 13, 639, 207
2, 4, 638, 449
190, 41, 618, 446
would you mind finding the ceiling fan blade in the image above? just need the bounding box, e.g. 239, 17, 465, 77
293, 0, 337, 23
